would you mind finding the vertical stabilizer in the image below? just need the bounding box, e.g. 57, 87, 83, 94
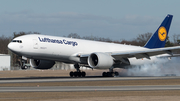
144, 14, 173, 49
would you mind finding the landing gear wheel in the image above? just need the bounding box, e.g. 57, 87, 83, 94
81, 71, 86, 77
21, 65, 28, 70
74, 72, 78, 77
107, 72, 113, 77
21, 66, 25, 70
102, 72, 107, 77
114, 72, 119, 77
102, 71, 119, 77
70, 71, 74, 77
78, 72, 82, 77
24, 65, 28, 69
69, 64, 87, 77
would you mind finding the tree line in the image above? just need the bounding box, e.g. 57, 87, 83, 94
0, 31, 180, 66
66, 32, 177, 47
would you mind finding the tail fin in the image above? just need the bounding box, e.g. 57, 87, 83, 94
144, 14, 173, 49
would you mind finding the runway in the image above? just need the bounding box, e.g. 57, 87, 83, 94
0, 76, 180, 92
0, 76, 180, 83
0, 85, 180, 92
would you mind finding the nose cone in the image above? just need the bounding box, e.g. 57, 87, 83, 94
8, 40, 24, 56
8, 42, 13, 51
8, 42, 20, 53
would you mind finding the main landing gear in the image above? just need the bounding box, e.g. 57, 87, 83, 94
69, 64, 86, 77
102, 68, 119, 77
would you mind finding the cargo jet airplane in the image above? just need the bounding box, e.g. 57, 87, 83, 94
8, 14, 180, 77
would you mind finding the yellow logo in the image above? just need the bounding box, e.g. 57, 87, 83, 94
158, 26, 167, 41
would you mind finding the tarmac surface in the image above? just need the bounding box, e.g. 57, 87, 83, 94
0, 70, 180, 101
0, 76, 180, 92
1, 85, 180, 92
0, 76, 180, 83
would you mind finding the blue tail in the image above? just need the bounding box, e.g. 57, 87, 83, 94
144, 14, 173, 49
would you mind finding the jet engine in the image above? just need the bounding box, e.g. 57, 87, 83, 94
88, 52, 114, 69
30, 59, 55, 69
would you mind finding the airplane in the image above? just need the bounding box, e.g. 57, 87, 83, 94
8, 14, 180, 77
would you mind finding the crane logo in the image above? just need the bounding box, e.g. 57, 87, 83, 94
158, 26, 167, 41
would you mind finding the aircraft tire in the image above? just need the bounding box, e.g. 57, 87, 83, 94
74, 72, 78, 77
107, 72, 112, 77
77, 72, 82, 77
102, 72, 107, 77
70, 71, 74, 77
82, 71, 86, 77
114, 72, 119, 77
21, 66, 27, 70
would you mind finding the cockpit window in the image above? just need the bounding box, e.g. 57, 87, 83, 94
12, 40, 17, 42
11, 40, 22, 43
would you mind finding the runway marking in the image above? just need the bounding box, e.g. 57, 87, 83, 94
0, 76, 179, 84
0, 85, 180, 92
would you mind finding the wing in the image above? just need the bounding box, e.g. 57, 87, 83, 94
78, 46, 180, 63
111, 46, 180, 60
75, 45, 180, 69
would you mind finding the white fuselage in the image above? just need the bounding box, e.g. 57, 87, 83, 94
8, 34, 168, 68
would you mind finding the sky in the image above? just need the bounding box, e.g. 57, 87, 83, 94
0, 0, 180, 41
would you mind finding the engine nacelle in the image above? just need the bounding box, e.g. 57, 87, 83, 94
30, 59, 55, 69
88, 52, 114, 69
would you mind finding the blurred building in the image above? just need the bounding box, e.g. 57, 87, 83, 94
0, 54, 10, 71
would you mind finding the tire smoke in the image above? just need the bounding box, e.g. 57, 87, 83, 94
120, 57, 180, 77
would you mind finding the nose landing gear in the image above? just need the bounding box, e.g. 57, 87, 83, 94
19, 56, 30, 70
